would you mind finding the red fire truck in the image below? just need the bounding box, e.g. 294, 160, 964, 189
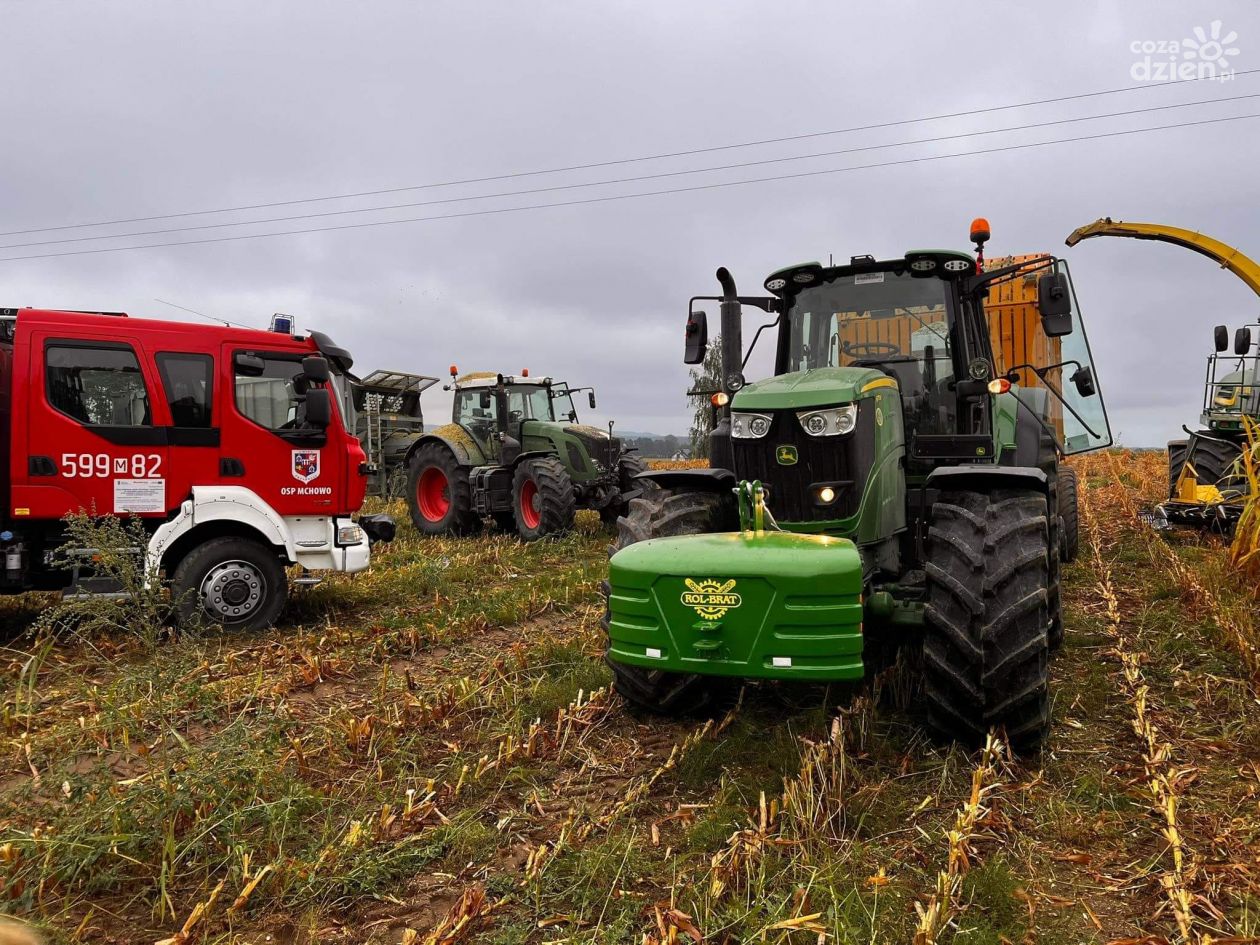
0, 306, 393, 630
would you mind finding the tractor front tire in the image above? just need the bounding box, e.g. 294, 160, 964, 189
601, 488, 738, 716
407, 443, 477, 536
599, 453, 650, 527
923, 489, 1051, 753
513, 456, 576, 541
1058, 466, 1079, 564
171, 537, 288, 633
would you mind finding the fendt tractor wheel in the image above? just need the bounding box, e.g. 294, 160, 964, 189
1058, 466, 1080, 564
171, 537, 288, 632
406, 443, 477, 536
1168, 434, 1245, 499
601, 488, 738, 716
923, 489, 1052, 753
512, 456, 576, 541
599, 454, 650, 527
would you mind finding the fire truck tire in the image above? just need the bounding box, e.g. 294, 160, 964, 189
599, 454, 650, 526
924, 488, 1051, 754
407, 442, 477, 536
512, 456, 575, 541
601, 488, 738, 716
171, 537, 288, 632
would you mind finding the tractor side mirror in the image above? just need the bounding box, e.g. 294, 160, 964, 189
479, 391, 492, 410
1234, 326, 1253, 355
588, 391, 597, 410
302, 355, 331, 383
1070, 365, 1097, 398
234, 353, 266, 377
1037, 272, 1074, 337
304, 388, 332, 428
1215, 325, 1230, 352
684, 309, 709, 364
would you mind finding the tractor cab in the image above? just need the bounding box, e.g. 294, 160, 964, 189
1204, 321, 1260, 432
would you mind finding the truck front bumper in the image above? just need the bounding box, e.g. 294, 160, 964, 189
606, 530, 865, 681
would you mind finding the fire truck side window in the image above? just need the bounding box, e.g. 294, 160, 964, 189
156, 353, 213, 428
45, 344, 152, 427
234, 353, 306, 430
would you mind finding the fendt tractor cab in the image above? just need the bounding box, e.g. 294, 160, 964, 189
405, 369, 645, 541
1067, 218, 1260, 531
0, 307, 392, 631
346, 369, 439, 497
605, 221, 1111, 751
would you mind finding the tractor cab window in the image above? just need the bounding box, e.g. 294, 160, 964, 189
46, 343, 152, 427
786, 270, 955, 435
986, 260, 1112, 454
157, 353, 213, 428
454, 387, 500, 444
234, 353, 311, 431
505, 385, 554, 424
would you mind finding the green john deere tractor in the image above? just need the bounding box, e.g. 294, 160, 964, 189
604, 222, 1112, 751
406, 369, 646, 541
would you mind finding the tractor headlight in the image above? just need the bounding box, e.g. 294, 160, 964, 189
797, 405, 858, 437
732, 412, 773, 439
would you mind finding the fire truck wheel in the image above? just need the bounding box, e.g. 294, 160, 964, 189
512, 456, 575, 541
172, 537, 288, 632
406, 442, 477, 536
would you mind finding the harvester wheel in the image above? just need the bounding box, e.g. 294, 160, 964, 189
406, 443, 477, 536
601, 488, 738, 716
1167, 433, 1245, 499
923, 488, 1051, 753
512, 456, 576, 541
1058, 467, 1080, 564
599, 454, 650, 527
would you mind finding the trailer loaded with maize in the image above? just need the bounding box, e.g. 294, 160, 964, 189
605, 221, 1111, 751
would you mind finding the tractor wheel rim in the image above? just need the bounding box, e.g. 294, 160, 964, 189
519, 479, 541, 529
199, 560, 266, 622
417, 467, 451, 521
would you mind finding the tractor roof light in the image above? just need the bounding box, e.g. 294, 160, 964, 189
522, 368, 529, 377
970, 217, 991, 245
909, 258, 937, 272
449, 364, 458, 377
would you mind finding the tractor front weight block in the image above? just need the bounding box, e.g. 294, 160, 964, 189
606, 530, 865, 680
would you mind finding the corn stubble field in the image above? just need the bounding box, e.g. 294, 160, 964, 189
2, 453, 1259, 945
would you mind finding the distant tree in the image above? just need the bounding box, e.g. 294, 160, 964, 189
688, 335, 722, 460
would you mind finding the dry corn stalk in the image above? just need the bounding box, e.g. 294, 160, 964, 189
912, 733, 1006, 945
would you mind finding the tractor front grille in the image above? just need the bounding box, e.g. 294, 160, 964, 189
731, 404, 876, 522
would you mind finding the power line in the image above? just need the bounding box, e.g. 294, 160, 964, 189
1, 112, 1253, 264
4, 92, 1255, 251
3, 67, 1257, 240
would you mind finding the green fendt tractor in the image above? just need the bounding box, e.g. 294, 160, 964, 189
605, 221, 1112, 751
406, 369, 646, 541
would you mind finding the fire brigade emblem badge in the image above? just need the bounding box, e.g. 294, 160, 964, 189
292, 450, 321, 484
681, 578, 741, 621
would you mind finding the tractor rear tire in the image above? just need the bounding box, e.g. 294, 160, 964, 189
513, 456, 576, 541
1058, 466, 1079, 564
171, 537, 288, 633
923, 489, 1051, 753
1168, 433, 1245, 499
601, 488, 738, 716
599, 454, 650, 527
406, 443, 478, 536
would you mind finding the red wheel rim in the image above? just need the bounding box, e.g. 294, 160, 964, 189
518, 479, 541, 529
416, 467, 450, 521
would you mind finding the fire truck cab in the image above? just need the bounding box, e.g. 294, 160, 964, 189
0, 306, 390, 630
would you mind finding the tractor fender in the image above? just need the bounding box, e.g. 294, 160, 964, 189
634, 468, 737, 492
149, 485, 296, 567
927, 466, 1049, 495
507, 449, 556, 470
405, 424, 487, 467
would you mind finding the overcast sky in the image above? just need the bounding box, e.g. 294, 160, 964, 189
3, 1, 1259, 445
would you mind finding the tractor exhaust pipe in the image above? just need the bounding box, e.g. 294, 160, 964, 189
711, 266, 742, 472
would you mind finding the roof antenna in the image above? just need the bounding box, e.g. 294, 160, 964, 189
154, 297, 236, 327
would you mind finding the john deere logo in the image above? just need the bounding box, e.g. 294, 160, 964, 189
776, 445, 798, 465
681, 578, 742, 621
